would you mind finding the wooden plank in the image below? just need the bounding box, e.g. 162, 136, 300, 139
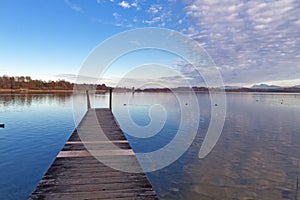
30, 189, 157, 200
66, 140, 129, 144
57, 149, 135, 158
62, 143, 131, 151
30, 108, 157, 200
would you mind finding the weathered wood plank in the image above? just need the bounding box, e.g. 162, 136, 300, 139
30, 108, 157, 200
62, 142, 131, 151
30, 189, 157, 200
66, 140, 129, 144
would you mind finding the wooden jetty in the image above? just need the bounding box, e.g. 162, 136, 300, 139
30, 95, 157, 199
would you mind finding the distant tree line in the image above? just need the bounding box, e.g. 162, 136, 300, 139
0, 75, 110, 90
0, 75, 74, 90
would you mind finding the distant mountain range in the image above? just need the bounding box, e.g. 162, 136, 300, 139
251, 84, 281, 89
219, 83, 300, 93
250, 84, 300, 89
219, 84, 300, 89
220, 84, 300, 89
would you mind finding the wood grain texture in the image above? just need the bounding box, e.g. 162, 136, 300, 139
30, 108, 157, 200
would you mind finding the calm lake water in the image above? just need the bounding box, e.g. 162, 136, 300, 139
0, 92, 300, 199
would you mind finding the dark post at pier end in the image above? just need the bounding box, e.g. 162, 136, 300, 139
86, 90, 91, 110
109, 88, 112, 110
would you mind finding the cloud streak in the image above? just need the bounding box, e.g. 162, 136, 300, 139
64, 0, 83, 12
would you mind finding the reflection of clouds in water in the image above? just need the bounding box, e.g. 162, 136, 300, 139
160, 93, 300, 199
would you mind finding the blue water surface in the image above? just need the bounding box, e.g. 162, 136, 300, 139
0, 94, 76, 199
0, 92, 300, 199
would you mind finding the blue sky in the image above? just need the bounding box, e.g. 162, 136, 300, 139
0, 0, 299, 87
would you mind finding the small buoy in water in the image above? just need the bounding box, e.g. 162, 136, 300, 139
281, 99, 283, 104
0, 124, 4, 128
123, 103, 127, 106
215, 104, 218, 106
185, 103, 188, 105
256, 99, 259, 102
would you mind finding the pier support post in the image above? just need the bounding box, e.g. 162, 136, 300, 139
109, 88, 112, 110
86, 90, 91, 110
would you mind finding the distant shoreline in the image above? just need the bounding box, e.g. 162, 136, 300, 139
1, 76, 299, 94
0, 89, 107, 94
0, 88, 300, 94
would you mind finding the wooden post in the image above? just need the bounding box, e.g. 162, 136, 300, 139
109, 88, 112, 110
86, 90, 91, 110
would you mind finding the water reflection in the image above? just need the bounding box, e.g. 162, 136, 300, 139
141, 93, 300, 200
115, 92, 182, 153
0, 93, 75, 200
0, 93, 72, 108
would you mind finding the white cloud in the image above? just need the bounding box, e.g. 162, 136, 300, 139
64, 0, 83, 12
131, 1, 140, 10
118, 1, 131, 9
56, 73, 100, 83
96, 0, 114, 3
131, 2, 137, 8
112, 12, 120, 18
148, 6, 159, 14
143, 17, 161, 25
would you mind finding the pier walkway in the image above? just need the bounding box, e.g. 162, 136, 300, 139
30, 108, 157, 199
